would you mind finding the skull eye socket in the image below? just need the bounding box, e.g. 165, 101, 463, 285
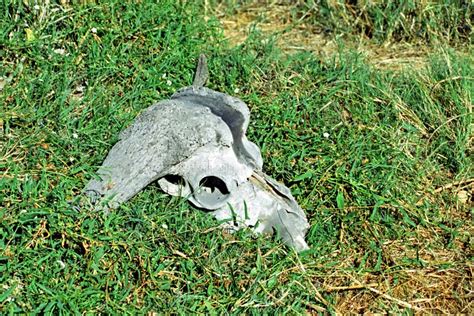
193, 176, 231, 209
198, 176, 229, 195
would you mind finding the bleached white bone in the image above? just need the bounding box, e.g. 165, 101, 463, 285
84, 56, 310, 251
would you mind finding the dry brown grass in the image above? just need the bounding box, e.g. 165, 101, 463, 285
317, 265, 473, 313
302, 221, 473, 313
213, 1, 339, 58
210, 1, 472, 71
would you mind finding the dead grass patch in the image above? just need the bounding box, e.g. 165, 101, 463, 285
319, 264, 473, 313
312, 228, 473, 313
213, 2, 339, 58
211, 1, 471, 71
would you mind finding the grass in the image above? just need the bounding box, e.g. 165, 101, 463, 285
216, 0, 472, 45
1, 0, 472, 314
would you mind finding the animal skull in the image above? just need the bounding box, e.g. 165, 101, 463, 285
84, 58, 310, 251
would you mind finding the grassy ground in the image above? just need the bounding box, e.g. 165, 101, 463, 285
1, 0, 472, 314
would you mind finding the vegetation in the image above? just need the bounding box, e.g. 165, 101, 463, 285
301, 0, 472, 44
1, 0, 472, 313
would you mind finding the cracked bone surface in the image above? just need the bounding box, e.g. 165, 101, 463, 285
85, 63, 310, 251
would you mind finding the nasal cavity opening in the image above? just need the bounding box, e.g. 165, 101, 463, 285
199, 176, 230, 195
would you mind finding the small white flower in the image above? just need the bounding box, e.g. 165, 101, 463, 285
323, 132, 330, 138
161, 73, 167, 79
161, 223, 168, 229
75, 85, 85, 93
72, 133, 78, 139
166, 80, 172, 86
91, 27, 97, 34
69, 157, 75, 162
53, 48, 66, 55
234, 87, 240, 94
34, 5, 40, 10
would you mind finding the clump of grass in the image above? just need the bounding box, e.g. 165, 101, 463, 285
212, 0, 472, 45
300, 0, 472, 45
